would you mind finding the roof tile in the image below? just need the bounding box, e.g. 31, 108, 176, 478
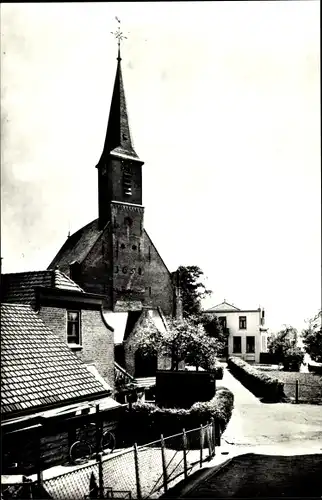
1, 303, 110, 417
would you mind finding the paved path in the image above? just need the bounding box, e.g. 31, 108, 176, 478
164, 366, 322, 498
217, 366, 322, 448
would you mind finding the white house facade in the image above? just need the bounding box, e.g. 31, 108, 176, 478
203, 300, 268, 363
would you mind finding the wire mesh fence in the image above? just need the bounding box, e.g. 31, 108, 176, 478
36, 421, 219, 499
282, 380, 322, 404
43, 460, 100, 500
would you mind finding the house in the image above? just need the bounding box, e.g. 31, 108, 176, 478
1, 270, 115, 389
203, 300, 268, 363
1, 302, 122, 475
47, 44, 181, 377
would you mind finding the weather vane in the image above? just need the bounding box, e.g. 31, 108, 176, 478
111, 17, 127, 58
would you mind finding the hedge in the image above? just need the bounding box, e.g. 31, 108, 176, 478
116, 386, 234, 446
259, 352, 279, 365
308, 363, 322, 375
227, 356, 285, 401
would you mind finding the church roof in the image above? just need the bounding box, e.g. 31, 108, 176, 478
1, 270, 84, 304
1, 303, 110, 418
96, 52, 142, 167
47, 218, 104, 273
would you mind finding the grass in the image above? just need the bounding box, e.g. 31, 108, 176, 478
256, 368, 322, 404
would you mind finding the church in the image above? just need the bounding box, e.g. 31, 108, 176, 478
48, 39, 181, 377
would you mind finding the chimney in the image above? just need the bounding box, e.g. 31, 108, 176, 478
261, 308, 265, 326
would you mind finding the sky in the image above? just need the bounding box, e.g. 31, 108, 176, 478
1, 1, 320, 333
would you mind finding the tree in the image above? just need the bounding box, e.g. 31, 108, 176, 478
192, 314, 229, 357
135, 316, 223, 371
302, 310, 322, 362
268, 325, 304, 371
174, 265, 212, 317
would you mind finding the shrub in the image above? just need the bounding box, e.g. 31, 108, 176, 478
117, 387, 234, 446
259, 352, 279, 365
206, 362, 224, 380
228, 356, 285, 401
308, 363, 322, 375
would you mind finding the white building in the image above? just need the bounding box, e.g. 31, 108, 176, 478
203, 300, 268, 363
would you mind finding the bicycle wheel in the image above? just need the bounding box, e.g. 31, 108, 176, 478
101, 431, 116, 454
69, 440, 92, 464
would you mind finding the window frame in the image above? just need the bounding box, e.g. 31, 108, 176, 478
239, 316, 247, 330
219, 316, 227, 330
246, 336, 255, 354
66, 310, 82, 347
233, 336, 242, 354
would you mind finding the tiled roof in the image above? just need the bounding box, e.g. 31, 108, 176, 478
1, 303, 110, 417
47, 219, 104, 273
0, 270, 84, 305
54, 270, 84, 292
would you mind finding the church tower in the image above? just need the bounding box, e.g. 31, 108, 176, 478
49, 34, 175, 317
96, 44, 146, 310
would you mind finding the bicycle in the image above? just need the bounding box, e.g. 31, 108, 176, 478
69, 424, 116, 465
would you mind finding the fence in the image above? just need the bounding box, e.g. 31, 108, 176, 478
281, 379, 322, 404
25, 419, 220, 500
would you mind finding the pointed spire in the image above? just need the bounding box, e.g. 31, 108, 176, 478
96, 19, 141, 167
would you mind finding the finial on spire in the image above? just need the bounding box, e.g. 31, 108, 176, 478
111, 17, 127, 61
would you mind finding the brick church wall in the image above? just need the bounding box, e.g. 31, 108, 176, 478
80, 230, 114, 309
143, 230, 174, 316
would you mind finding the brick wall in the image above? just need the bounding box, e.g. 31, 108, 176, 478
81, 310, 115, 390
40, 306, 114, 390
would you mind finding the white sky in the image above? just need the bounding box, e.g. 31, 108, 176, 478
1, 1, 320, 333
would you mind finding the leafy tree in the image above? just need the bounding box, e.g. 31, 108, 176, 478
192, 314, 229, 357
135, 316, 223, 371
268, 325, 304, 371
174, 266, 212, 317
302, 310, 322, 362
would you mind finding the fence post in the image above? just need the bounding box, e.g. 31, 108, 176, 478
199, 425, 204, 468
206, 423, 212, 459
134, 443, 142, 500
97, 453, 104, 499
182, 429, 188, 480
214, 419, 221, 447
295, 379, 299, 404
160, 434, 168, 494
210, 417, 216, 457
37, 425, 43, 488
95, 404, 101, 459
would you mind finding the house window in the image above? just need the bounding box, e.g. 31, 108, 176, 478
219, 316, 227, 330
246, 336, 255, 354
239, 316, 247, 330
67, 311, 81, 345
233, 336, 242, 353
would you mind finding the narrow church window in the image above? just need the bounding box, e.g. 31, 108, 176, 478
149, 287, 152, 296
67, 311, 81, 346
123, 171, 132, 196
148, 246, 151, 263
121, 243, 126, 249
138, 267, 142, 275
132, 245, 137, 251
